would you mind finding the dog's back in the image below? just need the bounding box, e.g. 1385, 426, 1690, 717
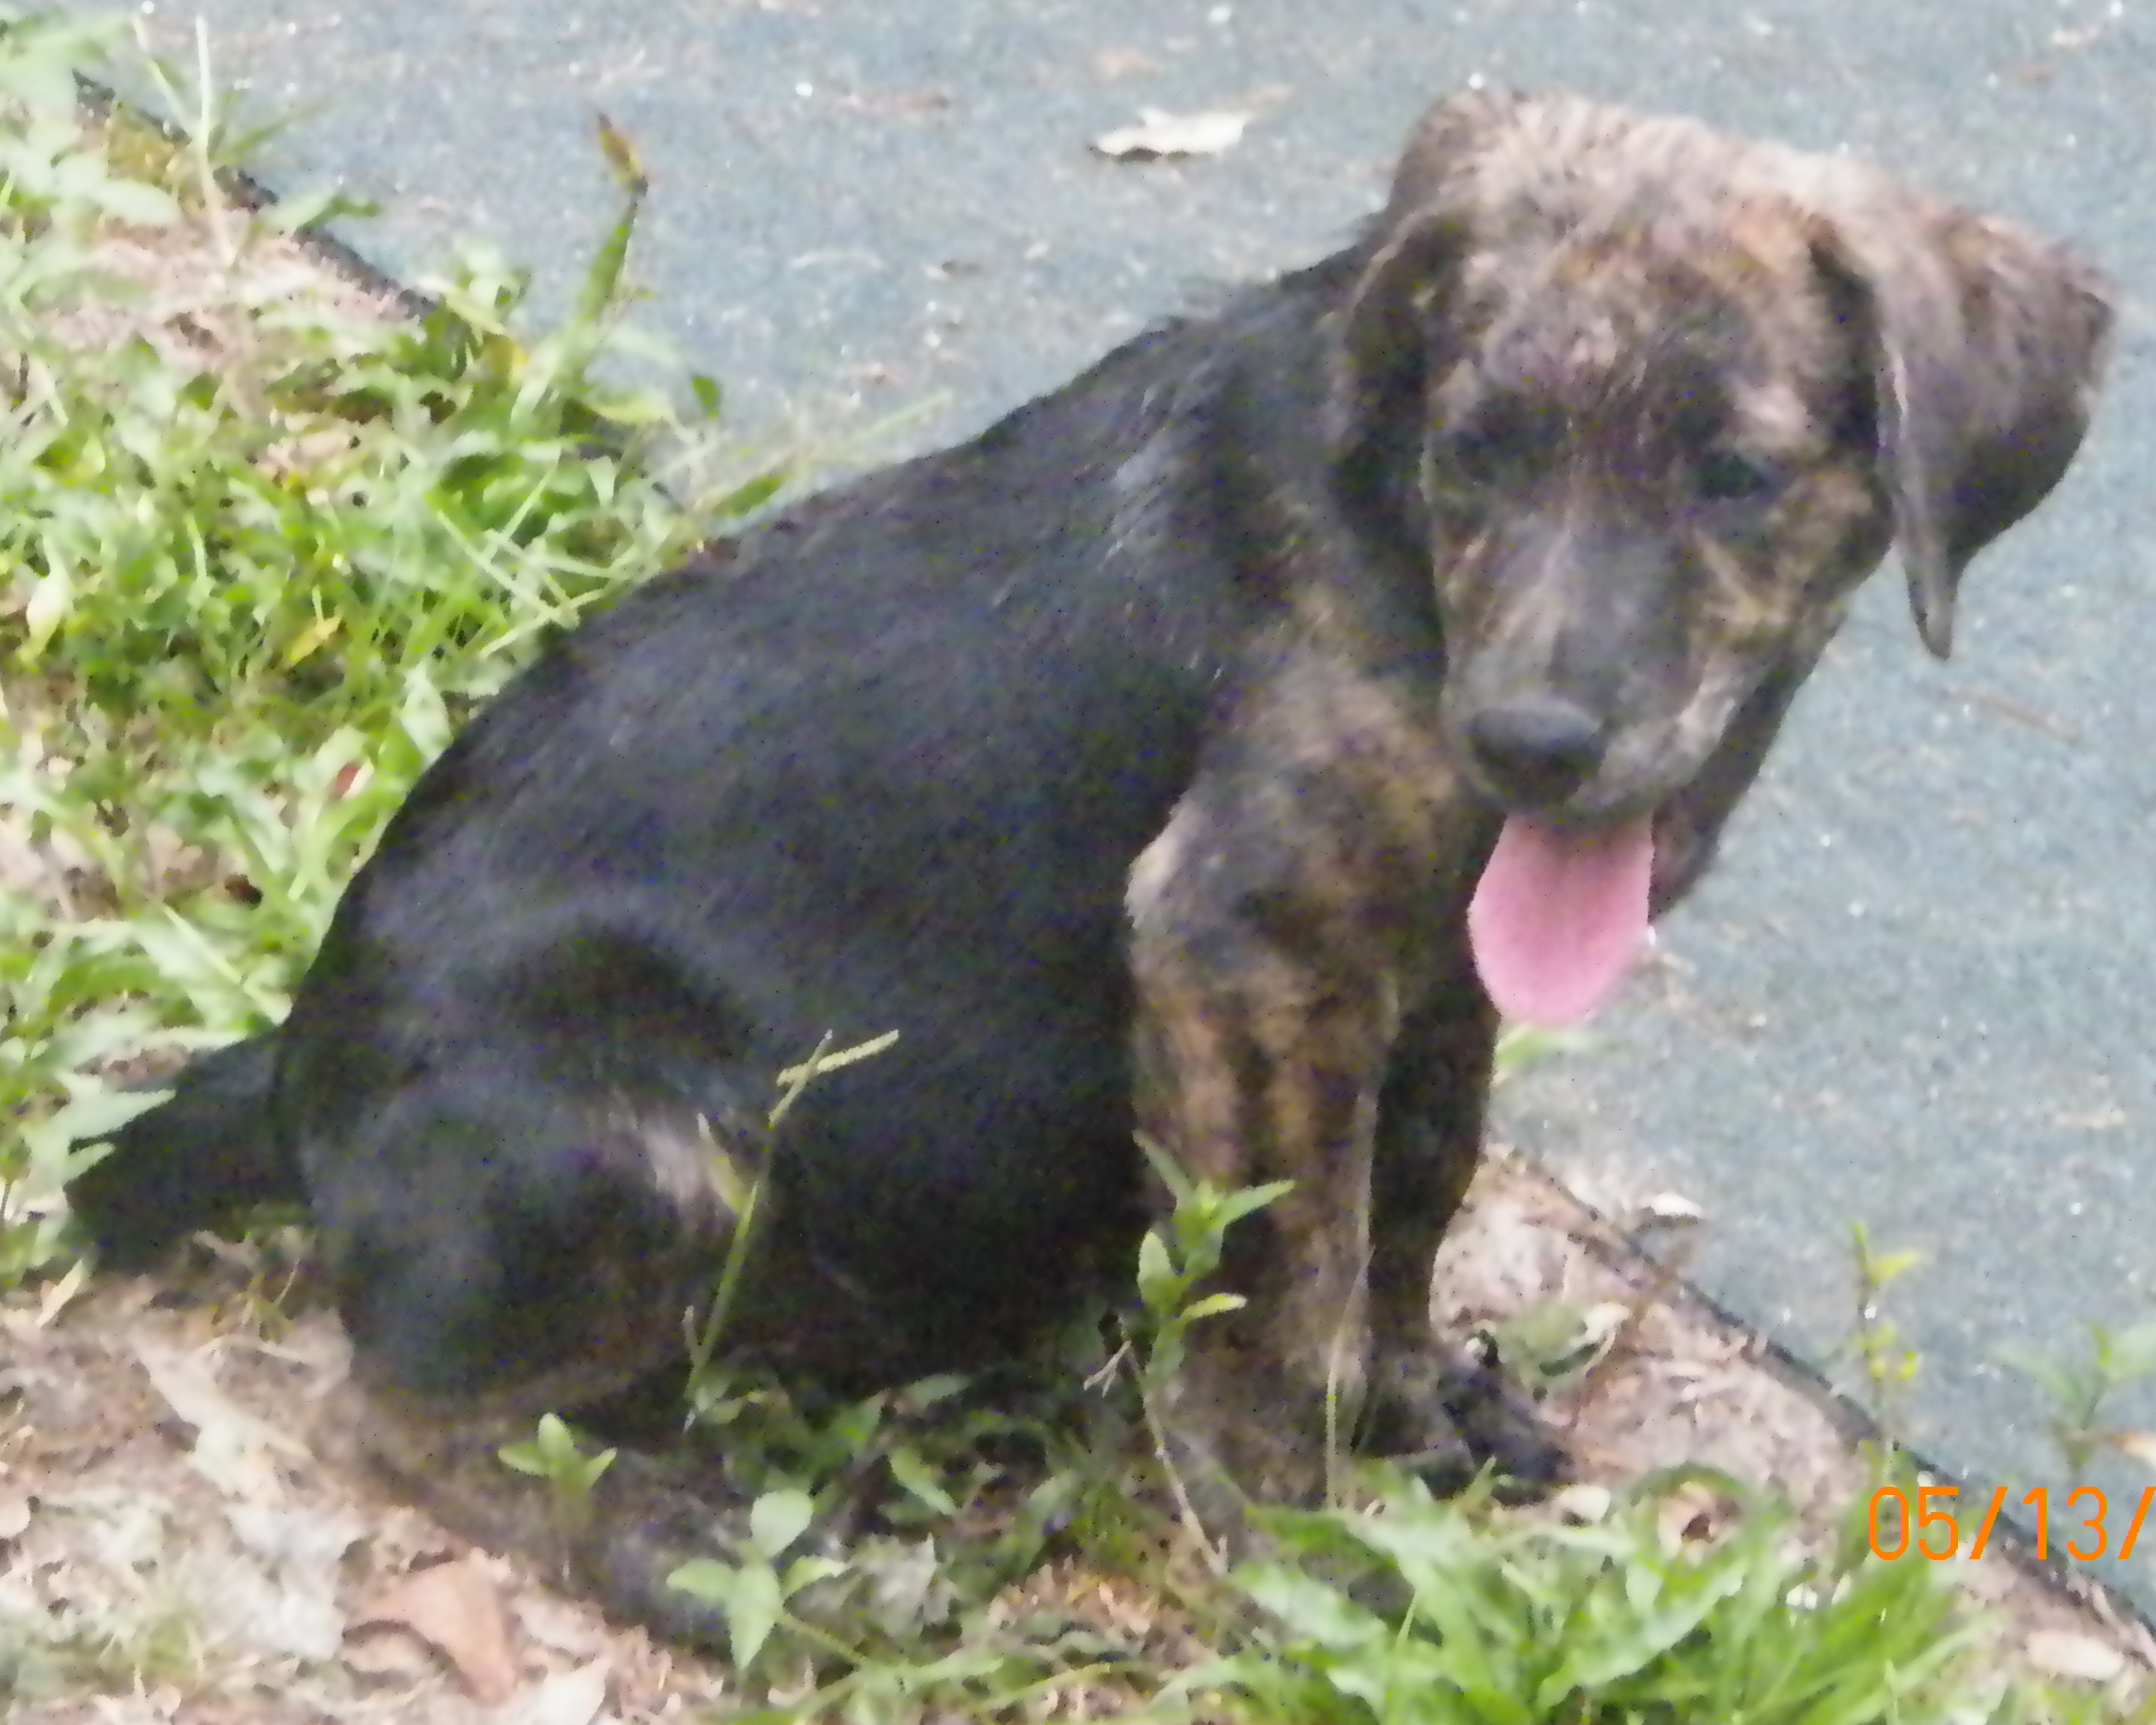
66, 277, 1348, 1372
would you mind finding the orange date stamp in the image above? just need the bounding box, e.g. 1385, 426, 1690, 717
1867, 1484, 2155, 1562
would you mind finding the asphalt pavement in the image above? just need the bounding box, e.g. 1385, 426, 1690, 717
73, 0, 2156, 1609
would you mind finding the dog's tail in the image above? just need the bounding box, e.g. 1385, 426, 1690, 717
65, 1032, 302, 1268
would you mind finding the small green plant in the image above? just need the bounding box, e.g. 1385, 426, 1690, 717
667, 1487, 849, 1676
498, 1412, 618, 1540
1847, 1220, 1927, 1436
0, 1488, 210, 1702
2002, 1318, 2156, 1485
1124, 1134, 1295, 1559
1480, 1294, 1631, 1399
1129, 1134, 1292, 1391
1177, 1463, 2071, 1725
657, 1355, 1154, 1710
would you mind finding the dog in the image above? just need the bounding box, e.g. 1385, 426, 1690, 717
67, 90, 2112, 1643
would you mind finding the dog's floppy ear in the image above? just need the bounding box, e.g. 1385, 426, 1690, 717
1383, 85, 1522, 215
1330, 91, 1516, 462
1331, 210, 1469, 453
1810, 193, 2113, 659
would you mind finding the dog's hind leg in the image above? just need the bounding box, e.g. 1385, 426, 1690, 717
295, 1063, 746, 1405
65, 1032, 301, 1269
297, 1065, 798, 1652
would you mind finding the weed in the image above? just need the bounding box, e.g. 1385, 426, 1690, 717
664, 1353, 1152, 1702
498, 1412, 618, 1542
1480, 1294, 1631, 1400
1848, 1221, 1928, 1437
1127, 1135, 1291, 1396
1123, 1134, 1295, 1562
669, 1488, 851, 1675
1171, 1462, 2048, 1725
0, 1488, 209, 1703
682, 1028, 901, 1408
2002, 1319, 2156, 1486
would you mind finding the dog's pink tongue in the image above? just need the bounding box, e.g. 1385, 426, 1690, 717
1469, 817, 1654, 1026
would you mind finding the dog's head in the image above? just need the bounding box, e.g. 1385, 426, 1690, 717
1330, 91, 2113, 1020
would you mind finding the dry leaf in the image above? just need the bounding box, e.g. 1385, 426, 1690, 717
0, 1488, 30, 1542
2025, 1628, 2128, 1684
1654, 1481, 1726, 1551
183, 1540, 348, 1663
511, 1592, 608, 1661
343, 1623, 445, 1685
1092, 108, 1250, 160
131, 1337, 309, 1499
1640, 1191, 1705, 1223
1553, 1483, 1613, 1523
184, 1501, 363, 1661
360, 1556, 523, 1705
2109, 1429, 2156, 1470
493, 1659, 612, 1725
34, 1256, 91, 1327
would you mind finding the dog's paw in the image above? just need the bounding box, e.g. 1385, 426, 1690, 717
1363, 1338, 1571, 1499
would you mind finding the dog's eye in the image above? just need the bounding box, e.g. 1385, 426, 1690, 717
1694, 446, 1780, 503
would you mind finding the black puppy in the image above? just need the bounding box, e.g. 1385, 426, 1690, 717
70, 91, 2112, 1631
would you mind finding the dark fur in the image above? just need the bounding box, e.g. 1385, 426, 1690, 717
69, 91, 2112, 1640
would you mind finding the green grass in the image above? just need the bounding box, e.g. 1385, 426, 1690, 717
0, 9, 2145, 1720
0, 5, 777, 1278
0, 1580, 205, 1703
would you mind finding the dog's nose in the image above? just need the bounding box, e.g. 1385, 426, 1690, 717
1465, 696, 1610, 804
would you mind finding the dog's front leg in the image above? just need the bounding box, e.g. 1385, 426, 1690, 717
1360, 973, 1570, 1493
1124, 777, 1406, 1544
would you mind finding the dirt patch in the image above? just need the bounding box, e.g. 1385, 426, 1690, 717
2, 1280, 723, 1722
6, 1151, 2149, 1721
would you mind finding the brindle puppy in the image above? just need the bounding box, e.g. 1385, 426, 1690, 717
69, 91, 2112, 1640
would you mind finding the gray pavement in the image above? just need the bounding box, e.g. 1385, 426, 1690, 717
83, 0, 2156, 1607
